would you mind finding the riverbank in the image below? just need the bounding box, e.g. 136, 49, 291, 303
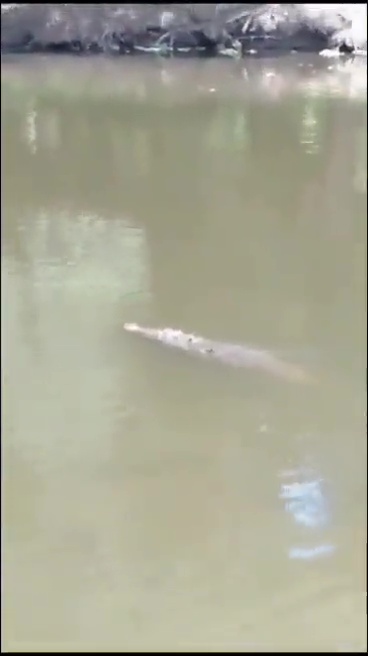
1, 4, 367, 57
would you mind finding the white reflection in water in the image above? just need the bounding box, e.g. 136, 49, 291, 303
279, 466, 336, 561
289, 544, 336, 560
280, 478, 328, 528
24, 104, 38, 154
300, 100, 320, 155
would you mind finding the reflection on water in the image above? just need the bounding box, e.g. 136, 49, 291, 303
281, 476, 329, 529
279, 463, 335, 561
1, 56, 367, 652
14, 210, 147, 300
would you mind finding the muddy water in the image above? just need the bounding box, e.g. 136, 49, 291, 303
1, 55, 367, 652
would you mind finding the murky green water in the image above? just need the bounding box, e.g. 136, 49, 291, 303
1, 55, 367, 652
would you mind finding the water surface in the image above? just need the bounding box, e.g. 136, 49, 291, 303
1, 55, 367, 652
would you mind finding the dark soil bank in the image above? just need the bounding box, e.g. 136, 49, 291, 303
1, 4, 366, 57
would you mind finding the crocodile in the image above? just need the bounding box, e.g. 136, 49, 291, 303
124, 322, 314, 384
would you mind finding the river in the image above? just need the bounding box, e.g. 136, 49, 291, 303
1, 55, 367, 652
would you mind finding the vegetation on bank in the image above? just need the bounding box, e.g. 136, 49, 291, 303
1, 4, 367, 57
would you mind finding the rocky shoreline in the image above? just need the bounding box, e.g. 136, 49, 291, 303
1, 4, 367, 57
